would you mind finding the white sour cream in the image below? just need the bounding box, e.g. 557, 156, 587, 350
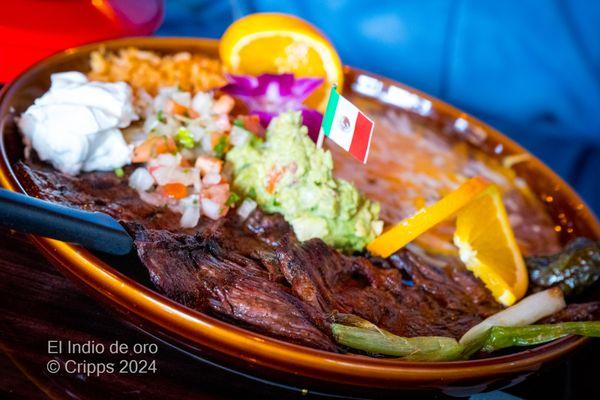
18, 71, 138, 175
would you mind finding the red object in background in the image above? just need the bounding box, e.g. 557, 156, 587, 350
0, 0, 164, 83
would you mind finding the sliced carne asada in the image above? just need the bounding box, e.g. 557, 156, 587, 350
13, 160, 598, 352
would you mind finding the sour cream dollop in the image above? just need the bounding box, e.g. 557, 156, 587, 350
18, 71, 138, 175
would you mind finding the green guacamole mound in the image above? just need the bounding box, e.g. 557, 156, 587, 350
226, 111, 382, 253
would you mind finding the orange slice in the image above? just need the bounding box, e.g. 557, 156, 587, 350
367, 177, 490, 258
453, 185, 528, 306
219, 13, 344, 111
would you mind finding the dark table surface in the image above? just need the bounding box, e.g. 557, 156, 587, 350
0, 226, 599, 400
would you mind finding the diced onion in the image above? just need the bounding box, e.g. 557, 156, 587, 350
192, 171, 202, 192
229, 126, 251, 146
191, 92, 214, 116
215, 113, 231, 130
151, 165, 198, 186
143, 115, 159, 134
212, 95, 234, 114
237, 198, 257, 220
203, 172, 221, 186
133, 87, 236, 228
153, 86, 178, 110
203, 183, 230, 204
459, 287, 566, 345
171, 91, 191, 108
136, 88, 153, 110
201, 198, 222, 220
372, 220, 384, 236
129, 167, 154, 192
149, 153, 180, 168
188, 124, 207, 141
137, 190, 167, 207
179, 195, 200, 228
201, 133, 213, 152
195, 156, 222, 175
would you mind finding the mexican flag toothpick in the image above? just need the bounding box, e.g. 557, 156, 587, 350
317, 85, 375, 163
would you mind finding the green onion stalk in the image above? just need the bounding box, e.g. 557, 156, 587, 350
479, 322, 600, 353
331, 315, 600, 361
331, 324, 463, 361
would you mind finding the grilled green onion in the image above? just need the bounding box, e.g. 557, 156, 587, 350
331, 312, 600, 361
331, 323, 462, 361
479, 322, 600, 353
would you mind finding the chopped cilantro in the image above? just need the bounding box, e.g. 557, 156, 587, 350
114, 167, 124, 178
249, 135, 263, 147
248, 187, 257, 199
225, 192, 240, 207
176, 127, 195, 149
213, 136, 228, 158
157, 110, 166, 123
233, 118, 245, 128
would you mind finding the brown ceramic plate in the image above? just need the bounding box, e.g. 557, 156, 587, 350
1, 37, 598, 397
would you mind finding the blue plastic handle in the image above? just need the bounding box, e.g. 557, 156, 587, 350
0, 188, 133, 255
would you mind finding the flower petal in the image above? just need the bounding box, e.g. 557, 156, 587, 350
292, 77, 325, 101
222, 73, 323, 102
221, 74, 259, 97
221, 73, 324, 142
301, 108, 324, 143
256, 73, 295, 97
252, 110, 276, 129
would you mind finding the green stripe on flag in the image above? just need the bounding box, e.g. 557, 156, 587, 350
321, 86, 339, 137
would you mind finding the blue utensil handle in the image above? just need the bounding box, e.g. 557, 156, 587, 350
0, 188, 133, 255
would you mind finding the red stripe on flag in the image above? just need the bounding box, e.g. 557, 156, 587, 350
349, 112, 373, 163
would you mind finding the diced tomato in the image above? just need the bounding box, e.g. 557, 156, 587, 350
266, 166, 284, 194
239, 114, 265, 138
165, 99, 188, 116
213, 95, 235, 114
202, 183, 230, 204
215, 113, 231, 131
165, 99, 200, 119
187, 108, 200, 118
195, 156, 222, 175
158, 183, 188, 200
133, 136, 177, 163
211, 132, 224, 147
201, 198, 228, 220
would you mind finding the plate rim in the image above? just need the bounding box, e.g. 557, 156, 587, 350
1, 36, 598, 388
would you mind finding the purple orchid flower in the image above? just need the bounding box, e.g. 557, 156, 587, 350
221, 73, 324, 142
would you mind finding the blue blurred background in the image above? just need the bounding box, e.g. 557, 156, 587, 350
157, 0, 600, 213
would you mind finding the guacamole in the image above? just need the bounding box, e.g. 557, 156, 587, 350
226, 111, 382, 253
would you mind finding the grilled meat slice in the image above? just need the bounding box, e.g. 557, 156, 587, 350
540, 302, 600, 323
15, 160, 598, 353
15, 162, 182, 230
264, 233, 502, 339
131, 222, 337, 350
